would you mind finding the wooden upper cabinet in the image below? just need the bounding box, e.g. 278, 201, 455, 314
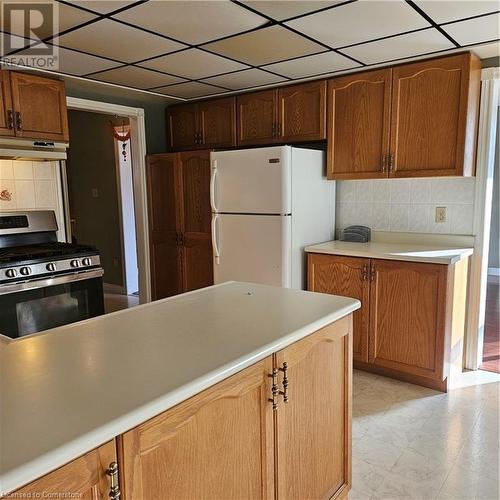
275, 316, 352, 500
369, 259, 448, 380
9, 71, 68, 141
178, 150, 213, 292
7, 441, 117, 499
237, 89, 277, 146
327, 69, 392, 180
198, 97, 236, 148
146, 154, 183, 300
120, 357, 275, 500
167, 103, 199, 151
0, 71, 14, 136
308, 253, 369, 363
278, 80, 326, 143
390, 53, 480, 177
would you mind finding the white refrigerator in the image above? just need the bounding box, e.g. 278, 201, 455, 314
210, 146, 335, 289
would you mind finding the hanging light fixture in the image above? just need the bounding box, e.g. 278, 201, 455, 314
111, 118, 131, 162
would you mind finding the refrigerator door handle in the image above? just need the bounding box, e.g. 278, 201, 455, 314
210, 161, 218, 213
211, 214, 220, 264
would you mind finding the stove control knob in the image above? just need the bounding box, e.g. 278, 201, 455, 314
19, 266, 32, 276
70, 259, 81, 268
5, 268, 18, 278
46, 262, 57, 272
82, 258, 92, 266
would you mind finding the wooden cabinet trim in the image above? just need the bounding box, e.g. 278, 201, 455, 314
0, 71, 14, 136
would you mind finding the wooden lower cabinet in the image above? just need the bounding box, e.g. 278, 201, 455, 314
308, 253, 468, 391
119, 316, 352, 500
7, 441, 117, 499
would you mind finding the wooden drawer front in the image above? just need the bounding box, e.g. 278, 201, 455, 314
369, 259, 448, 380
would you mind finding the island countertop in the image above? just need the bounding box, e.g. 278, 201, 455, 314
0, 281, 360, 495
306, 240, 473, 265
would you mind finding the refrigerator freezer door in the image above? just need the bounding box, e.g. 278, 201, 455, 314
213, 214, 291, 287
211, 147, 291, 215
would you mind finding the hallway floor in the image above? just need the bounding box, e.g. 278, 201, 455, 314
481, 276, 500, 374
104, 292, 140, 313
351, 370, 499, 500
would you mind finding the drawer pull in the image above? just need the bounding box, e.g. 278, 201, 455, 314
106, 461, 121, 500
279, 362, 289, 403
268, 368, 279, 411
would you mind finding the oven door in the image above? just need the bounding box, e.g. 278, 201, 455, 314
0, 270, 104, 339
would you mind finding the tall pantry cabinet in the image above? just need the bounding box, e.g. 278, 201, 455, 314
146, 150, 213, 299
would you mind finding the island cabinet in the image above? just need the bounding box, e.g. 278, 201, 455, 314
327, 52, 480, 179
6, 441, 118, 499
146, 150, 213, 299
0, 70, 69, 141
119, 316, 352, 500
308, 254, 468, 391
237, 82, 327, 147
166, 97, 236, 151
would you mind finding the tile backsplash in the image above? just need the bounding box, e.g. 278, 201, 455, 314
336, 177, 476, 235
0, 159, 65, 239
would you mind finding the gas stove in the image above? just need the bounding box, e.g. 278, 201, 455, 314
0, 210, 105, 339
0, 212, 101, 285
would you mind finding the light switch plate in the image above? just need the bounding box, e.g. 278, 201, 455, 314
435, 206, 447, 223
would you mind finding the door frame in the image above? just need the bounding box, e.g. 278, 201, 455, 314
65, 96, 151, 304
465, 67, 499, 370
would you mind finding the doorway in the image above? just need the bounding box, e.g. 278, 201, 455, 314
65, 109, 139, 313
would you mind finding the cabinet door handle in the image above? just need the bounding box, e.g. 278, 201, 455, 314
278, 362, 289, 403
268, 367, 279, 411
381, 154, 387, 173
361, 264, 369, 281
388, 153, 394, 173
106, 462, 121, 500
370, 265, 375, 282
7, 110, 13, 129
15, 112, 22, 130
271, 122, 276, 138
277, 122, 281, 138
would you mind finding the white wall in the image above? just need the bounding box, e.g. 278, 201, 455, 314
336, 177, 476, 235
0, 159, 65, 240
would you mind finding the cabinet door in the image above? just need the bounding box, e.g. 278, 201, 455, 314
121, 357, 275, 500
308, 253, 369, 363
237, 89, 277, 146
178, 150, 213, 292
198, 97, 236, 148
0, 71, 14, 136
390, 53, 480, 177
278, 80, 326, 143
8, 441, 116, 499
275, 316, 352, 500
146, 154, 183, 300
369, 259, 448, 380
10, 72, 68, 141
327, 69, 391, 180
166, 103, 199, 151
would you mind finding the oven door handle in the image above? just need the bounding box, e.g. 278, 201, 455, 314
0, 269, 104, 295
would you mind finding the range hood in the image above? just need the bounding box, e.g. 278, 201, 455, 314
0, 137, 68, 160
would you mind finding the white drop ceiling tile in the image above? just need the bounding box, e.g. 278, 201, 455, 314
91, 66, 186, 89
154, 82, 225, 98
470, 41, 500, 59
442, 13, 500, 46
414, 1, 499, 24
263, 51, 360, 78
56, 19, 186, 64
139, 48, 248, 80
57, 3, 99, 33
56, 47, 122, 75
202, 69, 286, 90
204, 25, 324, 66
341, 28, 454, 65
286, 0, 430, 48
70, 1, 137, 14
114, 0, 268, 45
241, 1, 341, 21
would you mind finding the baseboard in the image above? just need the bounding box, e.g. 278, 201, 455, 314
103, 283, 126, 294
488, 267, 500, 276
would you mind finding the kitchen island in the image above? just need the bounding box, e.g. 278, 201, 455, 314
1, 281, 360, 499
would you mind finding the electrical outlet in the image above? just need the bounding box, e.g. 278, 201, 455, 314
91, 188, 99, 198
435, 206, 447, 223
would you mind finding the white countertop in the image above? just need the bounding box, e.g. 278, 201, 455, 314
0, 281, 359, 495
306, 240, 473, 265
